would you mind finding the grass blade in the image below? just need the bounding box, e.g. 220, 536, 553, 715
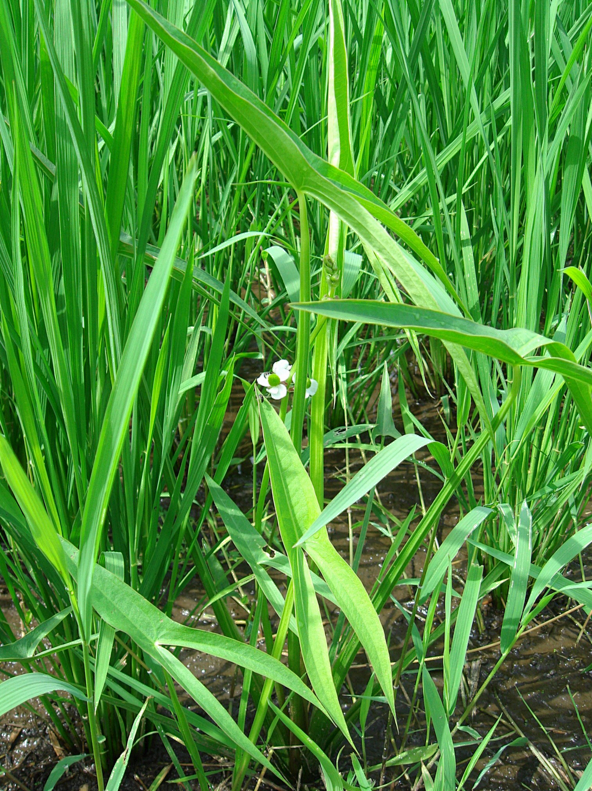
500, 502, 533, 653
77, 156, 198, 635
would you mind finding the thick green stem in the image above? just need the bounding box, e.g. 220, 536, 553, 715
82, 641, 105, 791
310, 321, 328, 507
310, 214, 343, 506
290, 192, 310, 455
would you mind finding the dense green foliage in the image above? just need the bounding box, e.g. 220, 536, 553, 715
1, 0, 592, 789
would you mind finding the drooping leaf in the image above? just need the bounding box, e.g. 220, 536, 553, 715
0, 673, 87, 718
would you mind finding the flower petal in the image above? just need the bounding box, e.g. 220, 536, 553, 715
268, 384, 287, 400
257, 373, 270, 387
305, 378, 318, 397
272, 359, 292, 381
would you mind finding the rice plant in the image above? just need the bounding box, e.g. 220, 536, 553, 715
1, 0, 592, 789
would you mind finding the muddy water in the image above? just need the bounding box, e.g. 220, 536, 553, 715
2, 377, 592, 789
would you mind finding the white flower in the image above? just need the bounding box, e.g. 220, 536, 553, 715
257, 359, 292, 400
305, 378, 318, 397
293, 373, 319, 398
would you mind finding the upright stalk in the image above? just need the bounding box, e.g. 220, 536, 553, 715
82, 640, 105, 791
290, 192, 311, 455
310, 216, 343, 506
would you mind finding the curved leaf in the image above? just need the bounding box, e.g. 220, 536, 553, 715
0, 673, 87, 718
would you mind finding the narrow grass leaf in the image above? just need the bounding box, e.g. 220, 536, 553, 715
0, 608, 71, 661
525, 523, 592, 613
267, 701, 346, 791
105, 10, 145, 255
422, 666, 456, 791
77, 156, 198, 635
421, 507, 491, 602
296, 434, 430, 545
469, 538, 592, 611
500, 502, 533, 652
573, 755, 592, 791
446, 563, 483, 716
43, 755, 87, 791
105, 697, 150, 791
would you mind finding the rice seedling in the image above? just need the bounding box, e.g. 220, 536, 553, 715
1, 0, 592, 789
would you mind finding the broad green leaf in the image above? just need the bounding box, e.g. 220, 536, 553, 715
64, 538, 323, 714
265, 246, 300, 304
260, 398, 395, 719
260, 397, 352, 739
421, 507, 491, 602
328, 0, 354, 176
94, 552, 125, 711
0, 673, 87, 717
60, 538, 306, 777
260, 553, 337, 605
125, 0, 490, 427
293, 300, 592, 432
376, 744, 439, 770
99, 661, 234, 752
564, 266, 592, 315
205, 474, 296, 632
114, 576, 314, 710
373, 362, 400, 440
294, 300, 558, 365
